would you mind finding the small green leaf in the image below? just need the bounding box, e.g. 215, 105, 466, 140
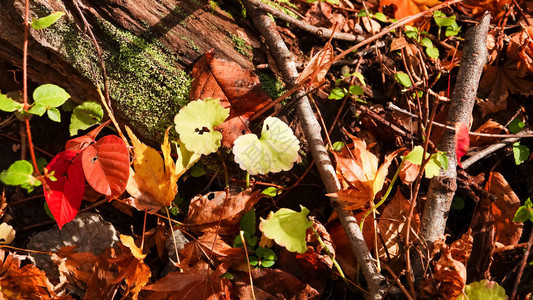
328, 87, 345, 100
325, 0, 339, 4
424, 151, 447, 178
513, 198, 533, 223
189, 165, 206, 177
457, 279, 508, 300
394, 72, 412, 88
508, 118, 525, 134
434, 11, 456, 27
0, 93, 23, 112
174, 98, 229, 155
403, 146, 424, 165
332, 141, 345, 151
357, 10, 368, 17
256, 247, 277, 261
259, 205, 313, 253
513, 142, 530, 165
261, 259, 275, 268
0, 160, 37, 188
33, 84, 70, 107
349, 85, 364, 96
241, 209, 256, 235
445, 22, 461, 37
248, 256, 259, 266
420, 37, 434, 48
262, 187, 280, 198
404, 25, 418, 39
31, 12, 65, 30
69, 101, 104, 136
28, 103, 46, 116
47, 107, 61, 122
373, 12, 388, 22
451, 196, 465, 210
426, 46, 440, 59
233, 117, 300, 175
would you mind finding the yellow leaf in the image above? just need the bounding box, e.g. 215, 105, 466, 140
120, 234, 146, 260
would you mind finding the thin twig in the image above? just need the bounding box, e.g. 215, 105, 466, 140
510, 228, 533, 300
461, 135, 525, 169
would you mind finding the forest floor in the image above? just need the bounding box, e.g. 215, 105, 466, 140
1, 0, 533, 299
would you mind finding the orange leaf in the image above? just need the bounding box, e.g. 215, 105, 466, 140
380, 0, 441, 23
469, 119, 504, 147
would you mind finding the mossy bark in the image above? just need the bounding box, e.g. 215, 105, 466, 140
0, 0, 254, 146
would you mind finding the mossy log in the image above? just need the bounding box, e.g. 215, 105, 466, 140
0, 0, 255, 145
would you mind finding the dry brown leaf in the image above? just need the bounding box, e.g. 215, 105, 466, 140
53, 245, 99, 295
331, 135, 402, 210
477, 65, 533, 116
107, 242, 151, 300
422, 249, 467, 299
378, 189, 420, 258
0, 250, 69, 300
508, 26, 533, 75
143, 262, 231, 300
185, 189, 263, 234
180, 232, 244, 267
296, 44, 334, 87
399, 160, 421, 184
486, 172, 523, 245
190, 49, 272, 148
459, 0, 512, 21
470, 119, 505, 147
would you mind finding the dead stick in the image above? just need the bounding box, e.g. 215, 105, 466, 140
420, 12, 491, 244
245, 4, 388, 299
510, 228, 533, 300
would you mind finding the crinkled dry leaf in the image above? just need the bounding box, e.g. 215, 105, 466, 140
107, 242, 151, 300
422, 250, 467, 299
459, 0, 512, 21
508, 26, 533, 75
296, 44, 334, 87
486, 172, 523, 245
378, 189, 420, 258
143, 262, 231, 300
399, 160, 420, 184
470, 119, 505, 147
180, 232, 243, 267
185, 189, 263, 234
331, 135, 402, 209
53, 245, 99, 297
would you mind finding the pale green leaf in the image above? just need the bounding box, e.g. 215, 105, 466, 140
174, 98, 229, 155
456, 280, 508, 300
0, 160, 35, 186
424, 151, 447, 178
394, 72, 412, 88
33, 84, 70, 107
28, 103, 46, 116
69, 101, 104, 136
403, 145, 424, 165
373, 12, 388, 22
0, 93, 23, 112
426, 46, 439, 59
259, 205, 312, 253
328, 87, 345, 100
261, 187, 280, 198
31, 12, 65, 30
349, 85, 364, 96
420, 37, 434, 48
47, 107, 61, 122
332, 141, 345, 151
233, 117, 300, 175
513, 142, 530, 165
174, 140, 201, 178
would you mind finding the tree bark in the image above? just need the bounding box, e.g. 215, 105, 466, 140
0, 0, 255, 145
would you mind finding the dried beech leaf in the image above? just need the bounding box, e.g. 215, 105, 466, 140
470, 119, 505, 146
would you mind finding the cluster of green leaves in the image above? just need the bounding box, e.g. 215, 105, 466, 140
0, 161, 45, 193
433, 10, 461, 38
234, 209, 278, 268
356, 10, 390, 23
328, 71, 366, 102
404, 146, 448, 178
508, 118, 530, 165
514, 198, 533, 224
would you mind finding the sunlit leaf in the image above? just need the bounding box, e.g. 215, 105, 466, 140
33, 84, 70, 108
456, 280, 508, 300
31, 11, 65, 30
513, 142, 530, 165
0, 223, 15, 244
259, 205, 313, 253
46, 107, 61, 122
0, 93, 23, 112
233, 117, 300, 175
69, 101, 104, 136
513, 198, 533, 223
28, 103, 46, 116
394, 72, 412, 88
508, 118, 525, 134
174, 98, 229, 155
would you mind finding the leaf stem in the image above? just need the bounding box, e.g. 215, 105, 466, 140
311, 226, 346, 281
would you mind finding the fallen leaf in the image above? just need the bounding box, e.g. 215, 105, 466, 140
81, 135, 130, 197
0, 250, 70, 299
331, 134, 402, 210
455, 122, 470, 168
190, 49, 272, 148
508, 26, 533, 75
399, 160, 420, 184
470, 119, 505, 147
378, 189, 419, 258
185, 189, 263, 235
486, 172, 523, 245
143, 262, 231, 300
107, 242, 151, 299
421, 249, 467, 299
296, 44, 334, 87
477, 65, 533, 116
458, 0, 512, 21
44, 150, 85, 230
380, 0, 441, 23
180, 232, 243, 267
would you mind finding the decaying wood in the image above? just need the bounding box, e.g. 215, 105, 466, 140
0, 0, 255, 145
244, 2, 389, 299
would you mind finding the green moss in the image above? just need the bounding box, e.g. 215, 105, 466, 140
258, 72, 286, 100
44, 10, 192, 144
228, 33, 252, 58
180, 36, 200, 53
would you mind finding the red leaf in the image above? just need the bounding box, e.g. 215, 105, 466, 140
44, 150, 85, 230
65, 120, 111, 151
81, 135, 130, 196
455, 122, 470, 168
190, 49, 272, 147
